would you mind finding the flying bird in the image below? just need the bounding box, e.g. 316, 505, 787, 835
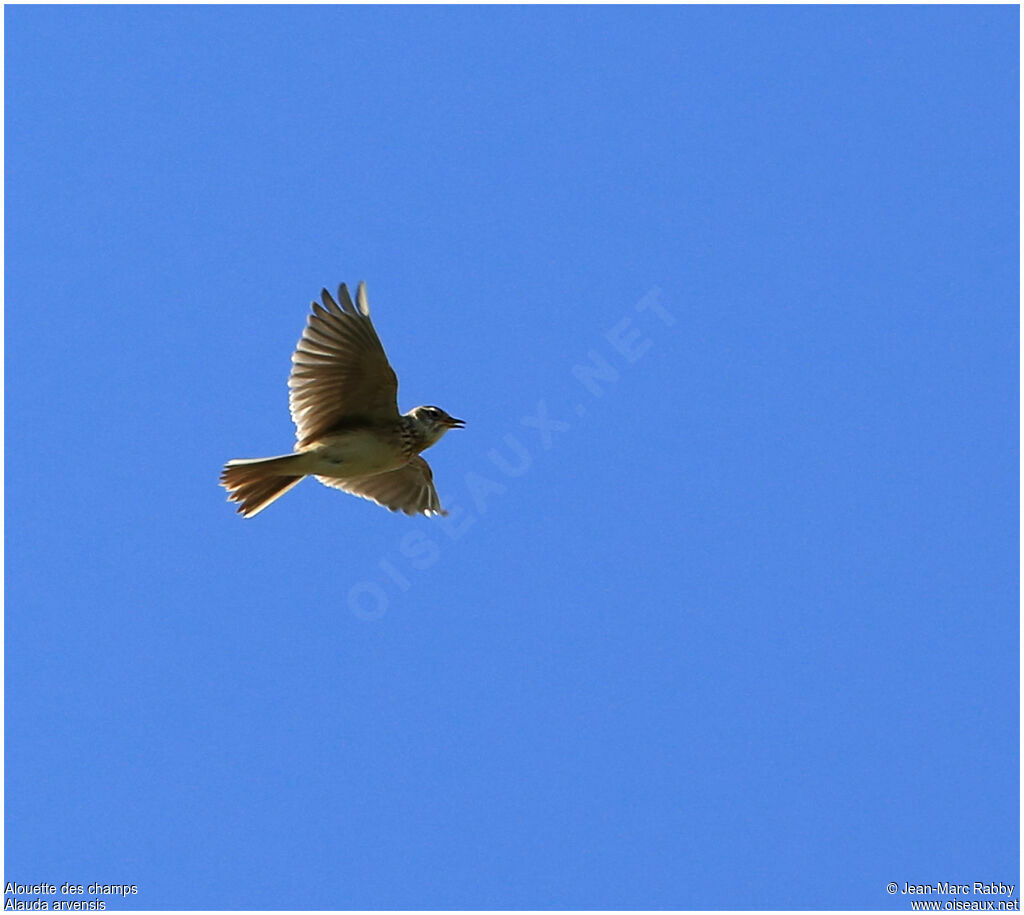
220, 282, 463, 518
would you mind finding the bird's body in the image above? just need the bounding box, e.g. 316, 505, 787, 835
220, 283, 463, 518
310, 423, 420, 476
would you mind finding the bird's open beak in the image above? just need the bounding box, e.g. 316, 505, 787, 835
446, 417, 466, 429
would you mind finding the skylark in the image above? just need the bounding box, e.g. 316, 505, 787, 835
220, 282, 463, 518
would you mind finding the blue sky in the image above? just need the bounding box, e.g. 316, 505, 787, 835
4, 5, 1018, 910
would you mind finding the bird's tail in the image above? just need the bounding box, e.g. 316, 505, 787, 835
220, 454, 308, 518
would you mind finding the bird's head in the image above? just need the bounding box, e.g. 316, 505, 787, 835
407, 405, 465, 447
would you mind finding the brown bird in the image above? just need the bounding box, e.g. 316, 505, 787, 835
220, 282, 463, 518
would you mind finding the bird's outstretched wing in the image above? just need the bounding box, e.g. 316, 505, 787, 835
316, 456, 447, 516
289, 282, 400, 447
